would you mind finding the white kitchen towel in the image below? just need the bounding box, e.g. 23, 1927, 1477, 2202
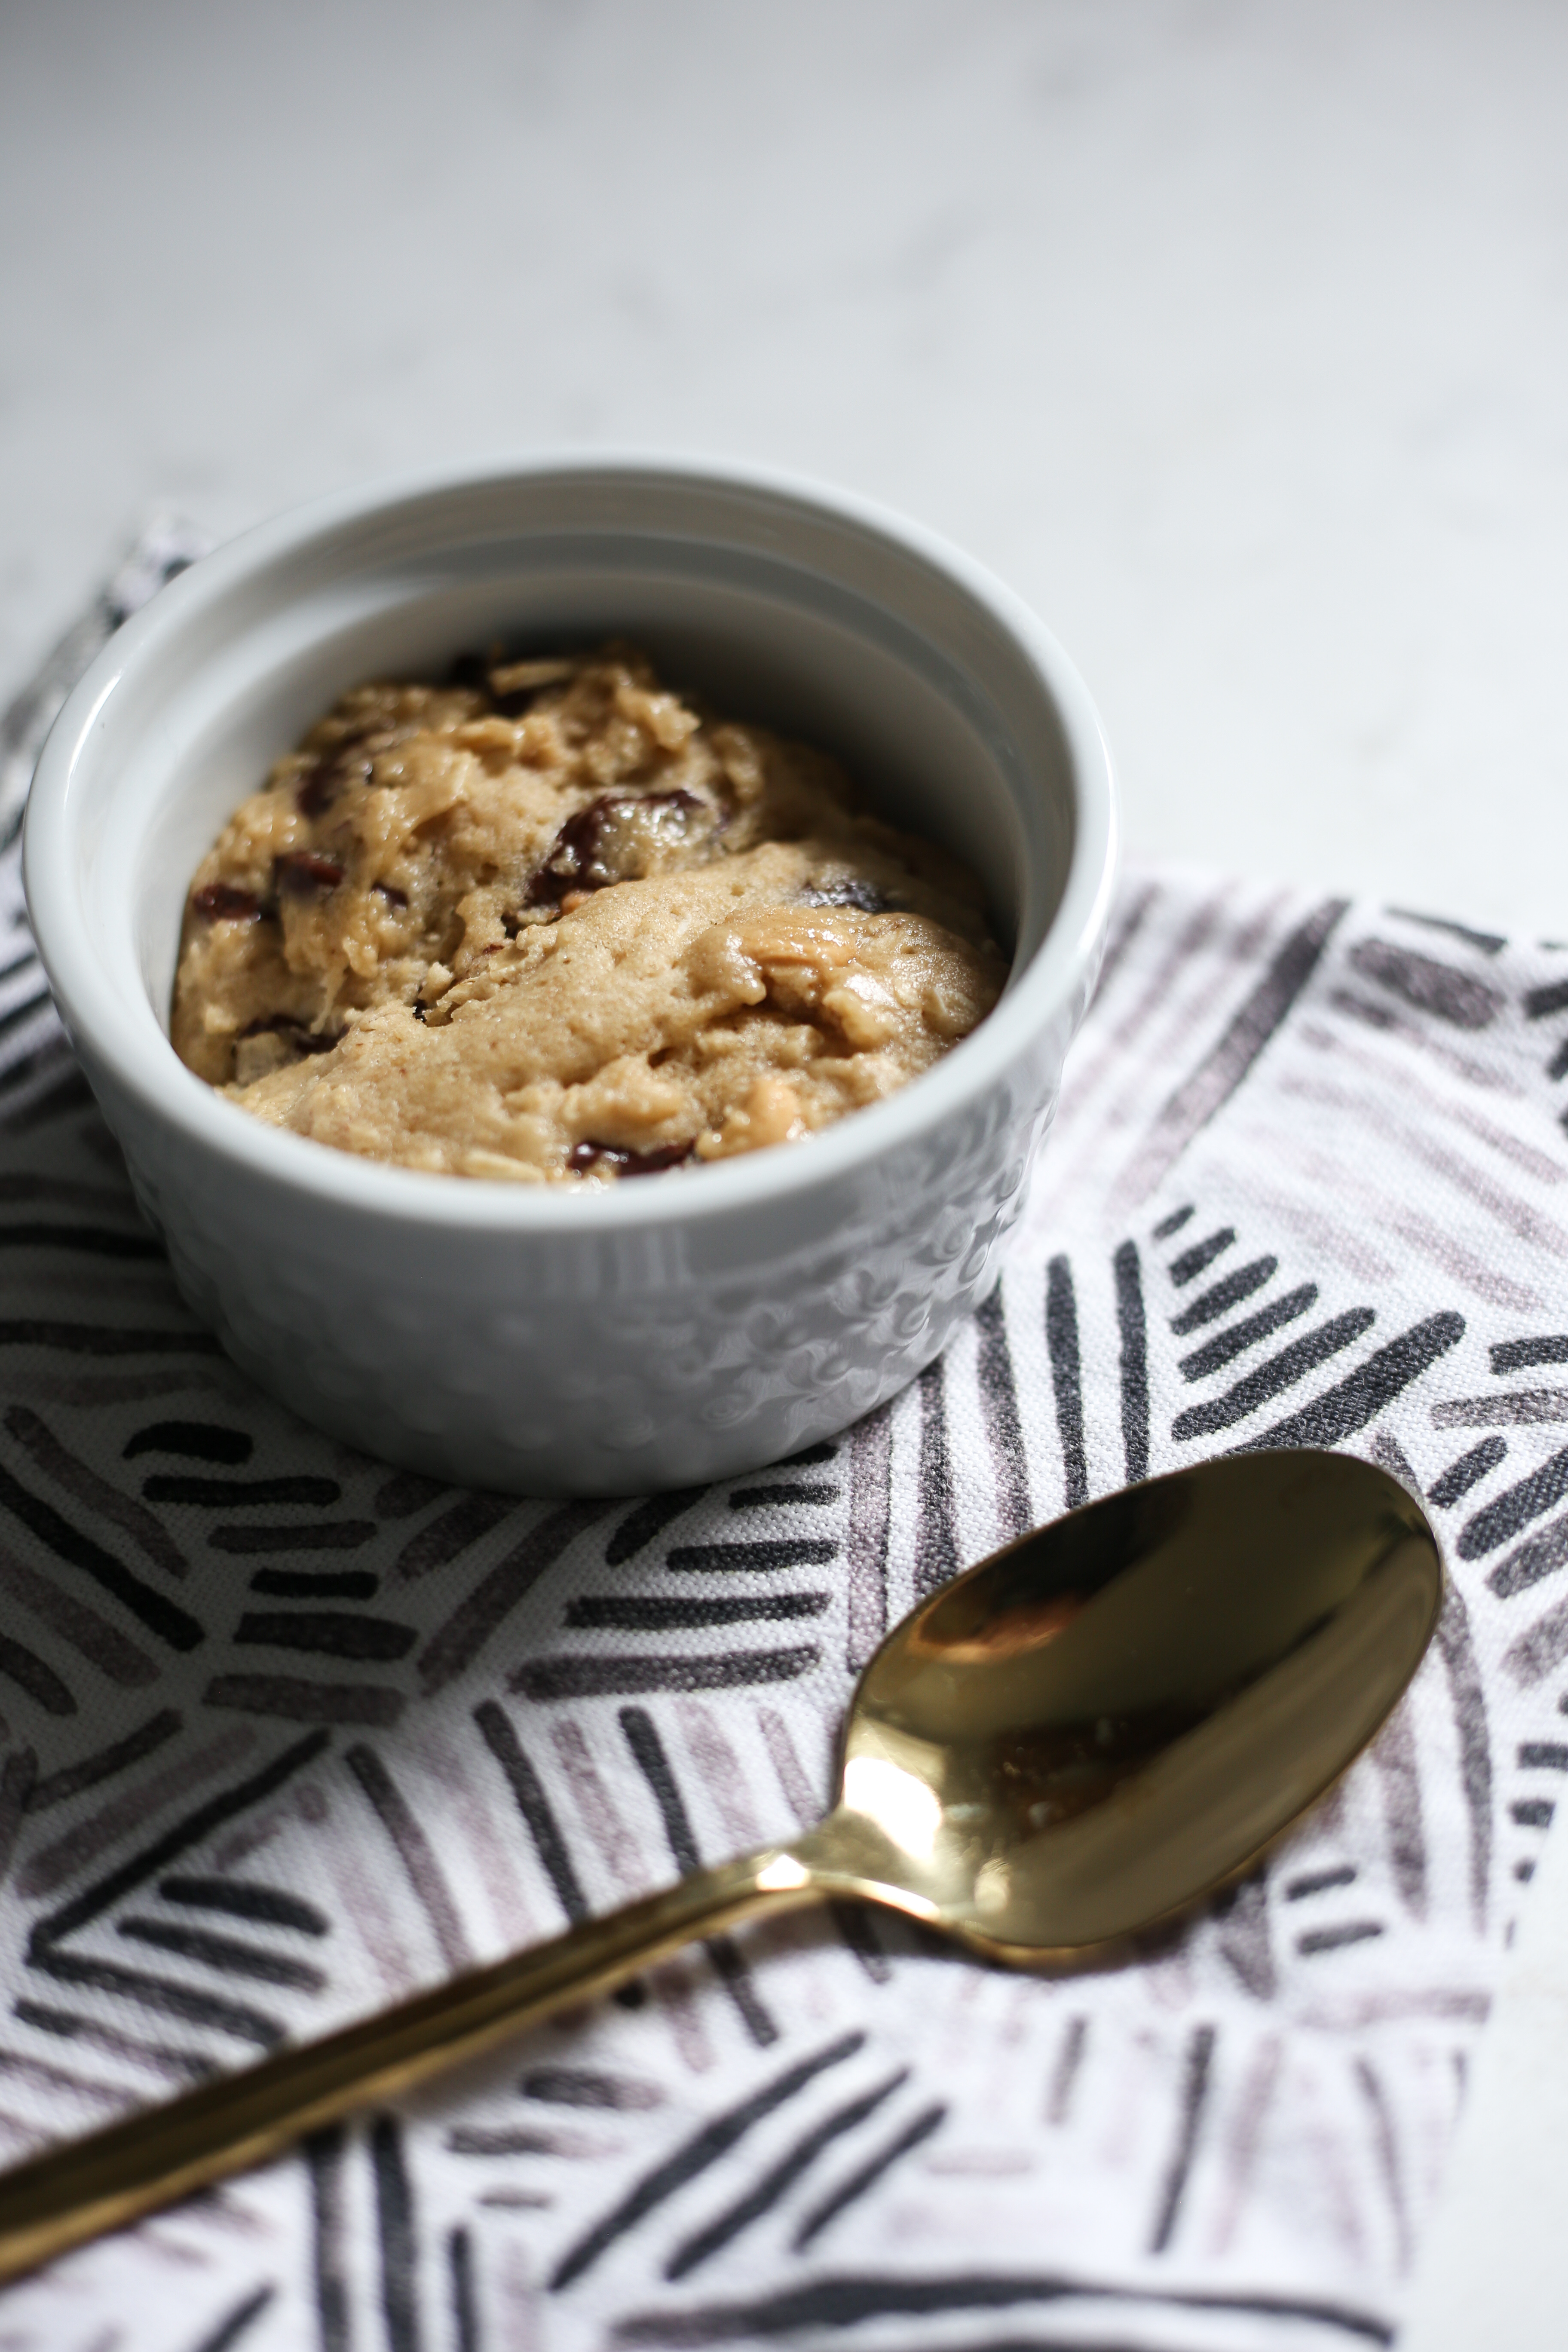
2, 549, 1568, 2352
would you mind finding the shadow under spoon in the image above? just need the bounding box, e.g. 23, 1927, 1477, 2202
0, 1446, 1441, 2286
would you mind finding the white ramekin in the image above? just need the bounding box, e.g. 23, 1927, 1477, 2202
24, 456, 1116, 1496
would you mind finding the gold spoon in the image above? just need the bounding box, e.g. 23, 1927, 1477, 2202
0, 1447, 1439, 2286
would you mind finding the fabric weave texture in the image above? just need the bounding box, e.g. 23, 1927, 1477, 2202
1, 545, 1566, 2352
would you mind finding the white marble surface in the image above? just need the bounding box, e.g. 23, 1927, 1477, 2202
4, 7, 1568, 2338
3, 0, 1568, 936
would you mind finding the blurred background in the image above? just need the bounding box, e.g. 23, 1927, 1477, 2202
3, 0, 1565, 931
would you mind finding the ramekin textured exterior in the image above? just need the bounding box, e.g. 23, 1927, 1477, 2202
24, 458, 1117, 1495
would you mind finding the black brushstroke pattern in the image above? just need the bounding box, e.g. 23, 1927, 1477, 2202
118, 1917, 326, 1991
608, 1491, 705, 1565
514, 1648, 819, 1701
619, 1705, 778, 2048
611, 2267, 1393, 2346
1168, 1228, 1236, 1286
792, 2102, 948, 2251
418, 1500, 610, 1694
0, 1459, 202, 1648
124, 1421, 252, 1464
204, 1675, 407, 1727
1485, 1509, 1568, 1600
566, 1592, 829, 1630
1429, 1437, 1507, 1508
1044, 1255, 1088, 1511
371, 2114, 421, 2352
1171, 1256, 1277, 1335
1149, 2023, 1215, 2252
1348, 937, 1502, 1030
25, 1709, 182, 1811
210, 1522, 377, 1555
1299, 1923, 1384, 1956
1492, 1335, 1568, 1373
395, 1490, 513, 1582
28, 1728, 331, 1957
1178, 1283, 1317, 1380
1286, 1866, 1357, 1899
551, 2030, 866, 2289
13, 1996, 212, 2084
306, 2127, 350, 2352
1233, 1312, 1464, 1452
668, 2070, 909, 2277
188, 2284, 276, 2352
0, 1631, 75, 1715
667, 1540, 836, 1574
346, 1743, 471, 1972
913, 1355, 959, 1599
236, 1610, 416, 1661
1458, 1444, 1568, 1559
729, 1482, 839, 1510
159, 1875, 328, 1934
1433, 1583, 1491, 1930
249, 1568, 379, 1600
143, 1473, 340, 1507
449, 2226, 479, 2352
1173, 1309, 1375, 1441
31, 1946, 283, 2046
974, 1287, 1030, 1538
0, 1222, 163, 1259
1114, 1241, 1149, 1483
474, 1699, 588, 1924
0, 1321, 219, 1355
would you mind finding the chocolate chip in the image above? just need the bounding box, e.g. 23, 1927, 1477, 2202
411, 999, 427, 1023
525, 790, 708, 907
803, 878, 890, 913
192, 883, 261, 922
567, 1139, 694, 1179
275, 851, 346, 897
373, 881, 408, 908
297, 749, 371, 820
238, 1015, 338, 1057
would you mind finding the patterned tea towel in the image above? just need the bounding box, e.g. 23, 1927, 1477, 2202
2, 539, 1568, 2352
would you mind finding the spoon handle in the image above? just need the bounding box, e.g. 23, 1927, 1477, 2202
0, 1841, 820, 2288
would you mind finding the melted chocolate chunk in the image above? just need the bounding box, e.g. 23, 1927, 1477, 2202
567, 1139, 694, 1180
275, 851, 346, 897
526, 791, 707, 907
238, 1015, 338, 1057
804, 878, 890, 913
297, 748, 372, 820
192, 883, 261, 922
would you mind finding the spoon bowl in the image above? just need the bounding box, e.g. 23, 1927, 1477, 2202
801, 1448, 1441, 1956
0, 1447, 1442, 2285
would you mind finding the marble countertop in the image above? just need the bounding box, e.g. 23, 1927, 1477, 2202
3, 6, 1568, 2338
3, 0, 1566, 936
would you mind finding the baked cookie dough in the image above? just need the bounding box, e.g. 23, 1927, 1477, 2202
171, 645, 1006, 1183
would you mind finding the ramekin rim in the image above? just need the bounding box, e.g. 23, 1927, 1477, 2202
24, 449, 1118, 1232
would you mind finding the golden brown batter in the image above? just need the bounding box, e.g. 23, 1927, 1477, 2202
171, 646, 1005, 1182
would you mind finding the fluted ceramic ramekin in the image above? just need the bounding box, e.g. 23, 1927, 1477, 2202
24, 458, 1116, 1495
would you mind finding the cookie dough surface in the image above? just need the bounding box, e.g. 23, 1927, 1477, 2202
171, 646, 1006, 1182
